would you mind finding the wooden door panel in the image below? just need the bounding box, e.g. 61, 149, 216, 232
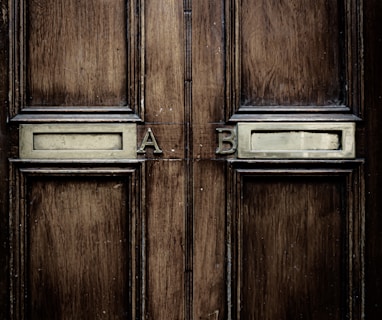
11, 0, 143, 118
240, 0, 342, 106
226, 0, 363, 117
227, 163, 364, 319
242, 177, 343, 319
9, 164, 144, 319
28, 178, 129, 319
27, 0, 127, 106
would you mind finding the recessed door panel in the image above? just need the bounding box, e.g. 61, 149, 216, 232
241, 0, 342, 106
9, 164, 144, 320
242, 177, 343, 319
226, 0, 363, 116
227, 164, 364, 320
28, 177, 129, 319
27, 0, 127, 106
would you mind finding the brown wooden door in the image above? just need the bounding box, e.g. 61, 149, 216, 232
1, 0, 381, 319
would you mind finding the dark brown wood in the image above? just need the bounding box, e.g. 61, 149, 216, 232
2, 0, 379, 319
364, 0, 382, 318
9, 163, 144, 320
192, 1, 227, 318
145, 160, 185, 320
225, 0, 363, 116
193, 124, 237, 160
9, 0, 143, 120
240, 0, 341, 106
242, 177, 343, 319
142, 1, 186, 319
193, 161, 226, 319
145, 0, 184, 124
27, 0, 127, 106
228, 162, 364, 320
28, 178, 129, 319
137, 124, 184, 160
0, 0, 9, 318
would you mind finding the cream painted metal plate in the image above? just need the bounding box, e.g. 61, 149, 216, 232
19, 123, 137, 159
237, 122, 355, 159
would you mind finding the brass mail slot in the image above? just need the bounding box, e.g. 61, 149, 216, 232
19, 124, 137, 159
237, 122, 355, 159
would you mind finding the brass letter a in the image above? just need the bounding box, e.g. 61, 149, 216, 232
137, 128, 163, 154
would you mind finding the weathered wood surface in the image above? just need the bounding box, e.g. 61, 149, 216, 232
143, 1, 186, 319
1, 0, 381, 319
240, 0, 341, 106
27, 0, 127, 106
241, 177, 343, 319
0, 0, 9, 318
28, 178, 129, 319
192, 1, 226, 319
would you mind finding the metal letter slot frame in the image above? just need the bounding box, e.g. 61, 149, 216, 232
19, 123, 137, 159
237, 122, 355, 159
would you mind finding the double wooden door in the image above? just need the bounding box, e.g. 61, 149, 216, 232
1, 0, 381, 319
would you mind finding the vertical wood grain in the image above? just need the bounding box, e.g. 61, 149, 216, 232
145, 160, 185, 320
0, 0, 9, 318
241, 177, 343, 319
192, 0, 225, 123
192, 0, 227, 318
27, 0, 127, 106
143, 2, 185, 317
240, 0, 342, 106
193, 161, 226, 319
145, 0, 184, 123
28, 178, 129, 319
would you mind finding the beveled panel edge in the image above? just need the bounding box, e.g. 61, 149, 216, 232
9, 158, 144, 165
226, 161, 365, 320
11, 113, 142, 123
227, 158, 365, 167
228, 113, 362, 122
8, 161, 146, 320
19, 123, 137, 159
128, 0, 145, 119
236, 105, 352, 113
237, 122, 356, 159
17, 106, 135, 113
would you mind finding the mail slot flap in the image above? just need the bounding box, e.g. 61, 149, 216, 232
237, 122, 355, 159
19, 124, 137, 159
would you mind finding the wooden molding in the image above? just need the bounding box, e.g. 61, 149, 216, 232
9, 160, 146, 319
227, 160, 365, 319
8, 0, 145, 122
225, 0, 364, 120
